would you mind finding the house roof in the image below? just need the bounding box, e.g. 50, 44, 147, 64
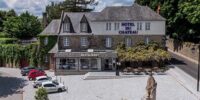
40, 19, 61, 35
41, 3, 165, 36
95, 3, 165, 21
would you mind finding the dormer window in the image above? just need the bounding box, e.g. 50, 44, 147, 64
63, 22, 70, 32
63, 15, 71, 32
81, 23, 87, 32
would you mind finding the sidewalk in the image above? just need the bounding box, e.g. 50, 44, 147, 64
168, 49, 198, 64
167, 65, 200, 99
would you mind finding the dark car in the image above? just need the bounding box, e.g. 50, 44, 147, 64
21, 67, 35, 76
21, 67, 44, 76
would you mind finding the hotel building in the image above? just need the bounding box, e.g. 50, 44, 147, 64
40, 3, 166, 74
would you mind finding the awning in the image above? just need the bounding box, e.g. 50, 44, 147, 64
54, 51, 117, 58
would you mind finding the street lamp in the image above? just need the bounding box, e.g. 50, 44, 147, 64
198, 43, 200, 91
192, 43, 200, 91
115, 58, 121, 76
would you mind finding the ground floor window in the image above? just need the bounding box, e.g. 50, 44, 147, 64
80, 58, 98, 70
59, 58, 76, 70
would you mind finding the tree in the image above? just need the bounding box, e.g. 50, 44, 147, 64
3, 11, 42, 39
136, 0, 200, 43
35, 87, 49, 100
46, 0, 98, 22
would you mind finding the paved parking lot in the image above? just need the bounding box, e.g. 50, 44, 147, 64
0, 68, 198, 100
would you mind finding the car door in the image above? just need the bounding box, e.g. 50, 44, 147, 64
44, 84, 56, 92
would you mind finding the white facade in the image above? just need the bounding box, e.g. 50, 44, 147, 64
90, 21, 165, 35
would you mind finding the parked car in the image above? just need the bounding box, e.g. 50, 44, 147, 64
33, 76, 57, 88
40, 81, 65, 93
28, 69, 46, 80
21, 66, 35, 76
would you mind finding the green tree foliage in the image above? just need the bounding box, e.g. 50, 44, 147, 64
3, 11, 42, 39
35, 88, 49, 100
0, 9, 16, 32
116, 42, 170, 63
46, 0, 98, 22
135, 0, 200, 43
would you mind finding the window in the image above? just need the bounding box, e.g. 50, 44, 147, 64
137, 22, 142, 30
45, 55, 48, 62
105, 37, 112, 48
145, 22, 151, 30
114, 23, 120, 30
106, 23, 111, 31
91, 59, 98, 69
125, 38, 132, 47
63, 22, 70, 32
80, 59, 90, 69
59, 58, 76, 70
44, 84, 55, 87
145, 37, 149, 44
63, 37, 70, 47
80, 37, 88, 47
81, 23, 87, 32
44, 37, 48, 45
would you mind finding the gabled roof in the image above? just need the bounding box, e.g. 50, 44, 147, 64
62, 12, 98, 33
40, 19, 60, 35
95, 3, 165, 21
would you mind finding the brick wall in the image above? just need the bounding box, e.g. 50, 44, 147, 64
166, 39, 199, 61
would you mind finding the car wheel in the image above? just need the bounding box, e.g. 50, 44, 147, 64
58, 88, 62, 92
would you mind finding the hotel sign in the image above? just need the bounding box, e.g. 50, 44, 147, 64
80, 53, 99, 57
119, 22, 138, 34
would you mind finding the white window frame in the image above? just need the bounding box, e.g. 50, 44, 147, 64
105, 37, 112, 48
145, 22, 151, 30
80, 37, 88, 47
125, 38, 132, 47
63, 37, 70, 47
114, 23, 120, 30
137, 22, 142, 30
63, 22, 70, 32
45, 55, 48, 63
145, 37, 149, 44
81, 23, 87, 32
106, 23, 112, 31
44, 37, 48, 45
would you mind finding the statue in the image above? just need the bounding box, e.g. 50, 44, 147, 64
143, 73, 157, 100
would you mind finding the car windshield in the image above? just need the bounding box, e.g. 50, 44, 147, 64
53, 81, 59, 85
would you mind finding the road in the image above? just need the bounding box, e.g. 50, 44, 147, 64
0, 68, 27, 100
169, 51, 199, 80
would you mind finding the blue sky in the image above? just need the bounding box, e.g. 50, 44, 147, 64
0, 0, 134, 18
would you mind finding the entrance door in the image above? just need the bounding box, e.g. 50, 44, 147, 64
104, 58, 113, 70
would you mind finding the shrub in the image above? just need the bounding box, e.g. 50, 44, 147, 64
35, 87, 49, 100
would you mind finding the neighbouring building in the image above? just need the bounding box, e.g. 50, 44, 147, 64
40, 3, 166, 75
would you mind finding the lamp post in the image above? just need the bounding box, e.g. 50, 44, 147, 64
193, 42, 200, 91
115, 58, 121, 76
198, 43, 200, 91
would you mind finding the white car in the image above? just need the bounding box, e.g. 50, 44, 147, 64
41, 81, 65, 93
33, 76, 57, 88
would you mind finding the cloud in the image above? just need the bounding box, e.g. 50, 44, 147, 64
0, 0, 134, 17
94, 0, 133, 11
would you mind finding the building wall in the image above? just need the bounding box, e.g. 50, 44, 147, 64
58, 35, 164, 51
90, 21, 165, 35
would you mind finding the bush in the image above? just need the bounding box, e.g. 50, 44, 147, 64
35, 87, 49, 100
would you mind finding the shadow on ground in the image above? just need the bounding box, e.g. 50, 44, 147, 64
0, 76, 27, 97
169, 58, 187, 66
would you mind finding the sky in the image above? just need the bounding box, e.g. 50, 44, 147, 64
0, 0, 134, 18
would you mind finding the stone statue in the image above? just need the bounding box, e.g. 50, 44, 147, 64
143, 73, 157, 100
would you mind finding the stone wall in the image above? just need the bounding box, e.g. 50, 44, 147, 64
166, 39, 199, 61
58, 35, 164, 51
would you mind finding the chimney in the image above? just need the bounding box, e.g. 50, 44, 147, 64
156, 4, 161, 14
42, 12, 48, 28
